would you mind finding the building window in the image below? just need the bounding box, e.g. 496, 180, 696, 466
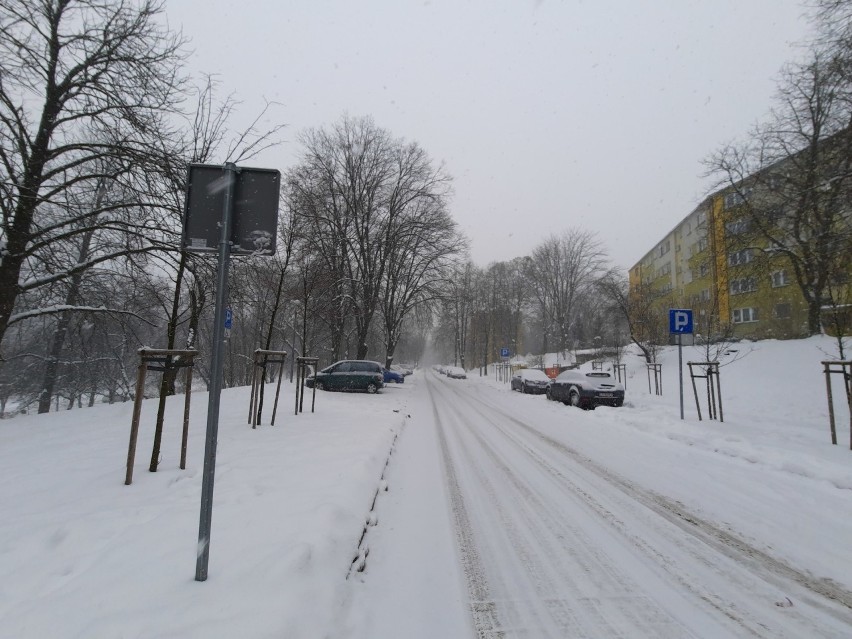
771, 270, 790, 287
774, 303, 792, 319
724, 188, 751, 210
658, 239, 671, 257
732, 307, 759, 323
700, 288, 711, 302
699, 262, 709, 277
728, 249, 753, 266
724, 192, 744, 209
730, 277, 757, 295
725, 219, 750, 235
697, 210, 707, 226
697, 237, 709, 253
657, 263, 671, 277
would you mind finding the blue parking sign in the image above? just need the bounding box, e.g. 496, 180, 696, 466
669, 309, 693, 334
500, 347, 510, 358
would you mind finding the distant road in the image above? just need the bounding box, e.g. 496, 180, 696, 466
425, 371, 852, 638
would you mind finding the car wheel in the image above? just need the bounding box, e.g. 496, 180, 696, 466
569, 388, 581, 408
366, 382, 378, 394
316, 381, 325, 391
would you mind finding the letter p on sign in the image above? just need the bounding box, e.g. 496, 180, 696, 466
669, 309, 693, 334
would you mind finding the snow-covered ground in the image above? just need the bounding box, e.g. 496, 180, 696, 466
1, 336, 850, 637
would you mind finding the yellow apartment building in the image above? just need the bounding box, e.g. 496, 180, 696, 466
629, 190, 824, 342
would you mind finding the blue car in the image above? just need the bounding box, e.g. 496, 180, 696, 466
382, 367, 405, 384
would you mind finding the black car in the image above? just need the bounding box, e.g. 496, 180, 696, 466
305, 360, 385, 393
546, 370, 624, 408
510, 369, 550, 394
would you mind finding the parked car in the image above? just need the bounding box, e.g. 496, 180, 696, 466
510, 369, 550, 394
382, 367, 405, 384
546, 369, 624, 408
445, 366, 467, 379
305, 360, 384, 393
391, 364, 414, 376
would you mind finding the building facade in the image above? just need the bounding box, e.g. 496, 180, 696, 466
629, 190, 829, 342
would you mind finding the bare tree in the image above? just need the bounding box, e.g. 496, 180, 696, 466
528, 229, 609, 355
597, 270, 668, 363
706, 48, 852, 336
523, 256, 553, 355
440, 261, 476, 368
379, 196, 463, 367
0, 0, 188, 350
288, 115, 461, 363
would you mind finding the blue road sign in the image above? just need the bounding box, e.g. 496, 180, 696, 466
669, 309, 693, 334
500, 347, 510, 358
224, 307, 233, 330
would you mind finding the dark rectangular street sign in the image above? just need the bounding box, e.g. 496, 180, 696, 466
182, 164, 281, 255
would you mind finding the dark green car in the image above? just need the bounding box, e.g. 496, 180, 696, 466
306, 360, 385, 393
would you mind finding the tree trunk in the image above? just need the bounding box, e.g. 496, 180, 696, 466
384, 338, 397, 369
257, 267, 288, 424
161, 254, 188, 396
37, 226, 97, 413
807, 298, 823, 335
0, 104, 54, 351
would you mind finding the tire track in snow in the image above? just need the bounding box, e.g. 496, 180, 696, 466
429, 374, 718, 637
464, 381, 852, 619
433, 379, 696, 637
433, 386, 619, 636
428, 372, 852, 638
428, 378, 502, 638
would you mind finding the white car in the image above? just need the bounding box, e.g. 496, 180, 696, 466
445, 366, 467, 379
392, 364, 414, 376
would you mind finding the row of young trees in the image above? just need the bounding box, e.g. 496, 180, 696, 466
0, 1, 464, 415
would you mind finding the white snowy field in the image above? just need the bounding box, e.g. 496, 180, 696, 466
1, 335, 851, 638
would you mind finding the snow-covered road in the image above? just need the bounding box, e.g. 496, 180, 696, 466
403, 370, 852, 638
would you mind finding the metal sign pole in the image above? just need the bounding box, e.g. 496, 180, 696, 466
669, 309, 692, 421
195, 162, 236, 582
678, 333, 684, 420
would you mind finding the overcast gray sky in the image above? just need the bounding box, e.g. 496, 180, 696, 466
166, 0, 812, 270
